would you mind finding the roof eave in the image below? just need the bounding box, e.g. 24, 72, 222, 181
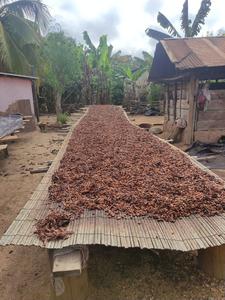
0, 72, 38, 80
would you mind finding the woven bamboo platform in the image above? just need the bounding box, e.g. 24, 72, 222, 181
1, 108, 225, 251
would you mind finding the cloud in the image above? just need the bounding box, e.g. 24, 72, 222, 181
59, 1, 77, 13
81, 10, 120, 43
57, 9, 120, 46
44, 0, 225, 57
145, 0, 163, 15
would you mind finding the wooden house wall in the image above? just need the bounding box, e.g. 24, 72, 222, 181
165, 82, 189, 122
195, 89, 225, 143
164, 81, 225, 144
196, 90, 225, 130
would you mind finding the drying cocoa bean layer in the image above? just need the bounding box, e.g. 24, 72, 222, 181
36, 105, 225, 240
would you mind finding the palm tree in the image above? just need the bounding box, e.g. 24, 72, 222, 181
146, 0, 211, 41
0, 0, 50, 73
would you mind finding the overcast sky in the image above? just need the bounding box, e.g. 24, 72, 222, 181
44, 0, 225, 57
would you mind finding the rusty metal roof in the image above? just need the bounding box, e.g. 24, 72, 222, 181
2, 109, 225, 251
161, 37, 225, 70
149, 37, 225, 82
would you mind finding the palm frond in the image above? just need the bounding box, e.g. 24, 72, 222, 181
2, 24, 31, 72
181, 0, 191, 37
145, 28, 172, 41
0, 0, 50, 33
0, 21, 12, 70
22, 43, 38, 66
83, 31, 96, 52
157, 12, 181, 37
2, 14, 40, 48
191, 0, 211, 36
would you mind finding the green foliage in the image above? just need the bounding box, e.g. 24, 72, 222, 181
0, 0, 50, 73
40, 32, 83, 94
148, 84, 162, 106
83, 31, 113, 104
146, 0, 212, 40
57, 113, 69, 124
120, 51, 152, 82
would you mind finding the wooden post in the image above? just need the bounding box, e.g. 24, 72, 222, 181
31, 80, 40, 123
185, 77, 198, 145
167, 85, 170, 120
49, 247, 89, 300
174, 83, 177, 121
198, 245, 225, 279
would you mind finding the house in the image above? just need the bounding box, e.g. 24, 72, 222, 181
0, 72, 38, 121
149, 37, 225, 144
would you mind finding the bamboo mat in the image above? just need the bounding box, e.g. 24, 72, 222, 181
1, 108, 225, 251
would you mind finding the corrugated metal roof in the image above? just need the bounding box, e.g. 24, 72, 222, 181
0, 72, 38, 80
1, 109, 225, 251
161, 37, 225, 70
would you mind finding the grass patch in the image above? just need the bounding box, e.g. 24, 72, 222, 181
57, 113, 69, 124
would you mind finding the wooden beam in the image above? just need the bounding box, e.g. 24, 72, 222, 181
174, 83, 177, 121
0, 135, 18, 144
194, 155, 217, 162
49, 247, 89, 300
198, 245, 225, 279
185, 77, 198, 144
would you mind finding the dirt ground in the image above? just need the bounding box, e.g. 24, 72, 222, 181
129, 115, 164, 130
0, 112, 225, 300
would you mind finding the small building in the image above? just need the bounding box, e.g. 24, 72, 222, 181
0, 72, 38, 119
149, 37, 225, 144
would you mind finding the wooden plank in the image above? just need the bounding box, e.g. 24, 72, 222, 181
197, 119, 225, 130
0, 144, 8, 157
198, 110, 225, 121
194, 129, 225, 143
198, 245, 225, 279
207, 99, 225, 110
30, 167, 49, 174
0, 135, 18, 143
49, 248, 88, 300
50, 270, 88, 300
52, 249, 82, 276
0, 144, 8, 150
170, 100, 189, 110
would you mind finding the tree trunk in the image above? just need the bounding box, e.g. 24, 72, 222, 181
55, 91, 62, 115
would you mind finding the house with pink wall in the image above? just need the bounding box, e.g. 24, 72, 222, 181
0, 72, 38, 117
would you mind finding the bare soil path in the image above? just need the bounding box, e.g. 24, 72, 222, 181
0, 111, 225, 300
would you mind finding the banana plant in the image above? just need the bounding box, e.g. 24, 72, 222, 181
83, 31, 113, 104
146, 0, 211, 41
